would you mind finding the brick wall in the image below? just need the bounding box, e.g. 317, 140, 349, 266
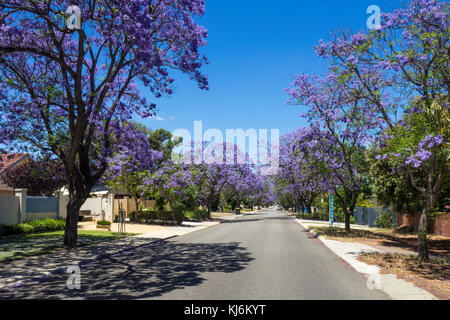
397, 212, 450, 237
434, 213, 450, 237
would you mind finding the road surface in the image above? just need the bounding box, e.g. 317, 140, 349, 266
0, 209, 389, 299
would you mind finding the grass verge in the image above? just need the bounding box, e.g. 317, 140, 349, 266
309, 226, 450, 258
0, 230, 137, 262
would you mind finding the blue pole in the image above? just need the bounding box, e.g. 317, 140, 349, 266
330, 195, 334, 225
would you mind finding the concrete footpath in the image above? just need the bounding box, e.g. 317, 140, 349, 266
295, 219, 438, 300
0, 213, 246, 291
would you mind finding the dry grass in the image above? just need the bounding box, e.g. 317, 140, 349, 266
358, 253, 450, 300
310, 226, 450, 258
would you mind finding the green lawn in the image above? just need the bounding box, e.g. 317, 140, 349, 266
0, 230, 136, 262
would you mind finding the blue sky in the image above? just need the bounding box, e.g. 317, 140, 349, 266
138, 0, 404, 136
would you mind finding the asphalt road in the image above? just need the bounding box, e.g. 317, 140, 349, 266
0, 209, 389, 299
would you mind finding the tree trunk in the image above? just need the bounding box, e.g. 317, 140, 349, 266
64, 200, 83, 248
344, 211, 351, 233
134, 195, 140, 221
418, 196, 432, 262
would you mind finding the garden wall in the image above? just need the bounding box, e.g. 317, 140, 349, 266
0, 190, 62, 225
0, 194, 20, 225
396, 212, 450, 237
25, 196, 59, 221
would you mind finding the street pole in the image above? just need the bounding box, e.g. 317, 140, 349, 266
329, 194, 334, 226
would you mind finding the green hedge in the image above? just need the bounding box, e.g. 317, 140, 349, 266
130, 210, 180, 225
185, 208, 209, 221
0, 218, 66, 236
96, 220, 111, 226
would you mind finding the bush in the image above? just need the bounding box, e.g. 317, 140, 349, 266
185, 208, 209, 221
0, 218, 65, 236
374, 212, 393, 229
13, 223, 34, 234
27, 218, 65, 232
131, 209, 176, 224
174, 210, 185, 225
97, 220, 111, 226
172, 202, 186, 225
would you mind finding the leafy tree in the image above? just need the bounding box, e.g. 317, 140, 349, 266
368, 146, 425, 214
287, 71, 374, 232
143, 163, 198, 223
305, 0, 448, 260
102, 122, 162, 220
148, 128, 182, 163
2, 157, 66, 196
0, 1, 208, 247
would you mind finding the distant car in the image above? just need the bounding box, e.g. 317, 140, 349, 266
276, 205, 283, 211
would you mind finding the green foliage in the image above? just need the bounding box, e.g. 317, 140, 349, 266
155, 195, 166, 211
172, 201, 186, 225
147, 128, 183, 163
129, 210, 177, 225
370, 99, 449, 216
96, 220, 111, 226
323, 192, 357, 224
374, 212, 394, 229
356, 193, 373, 208
185, 208, 209, 221
296, 210, 329, 221
27, 218, 65, 232
0, 218, 65, 236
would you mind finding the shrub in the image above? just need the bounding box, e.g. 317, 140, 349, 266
27, 218, 65, 232
13, 223, 34, 234
374, 212, 393, 229
174, 210, 185, 225
129, 211, 136, 222
0, 218, 65, 236
97, 220, 111, 226
172, 202, 186, 225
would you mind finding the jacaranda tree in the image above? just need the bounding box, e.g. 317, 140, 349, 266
312, 0, 449, 260
102, 121, 162, 221
287, 72, 375, 231
0, 0, 208, 247
276, 129, 327, 214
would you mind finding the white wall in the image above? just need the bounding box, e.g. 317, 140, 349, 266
0, 194, 20, 225
79, 196, 113, 221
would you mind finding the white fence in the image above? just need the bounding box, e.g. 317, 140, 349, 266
0, 189, 64, 225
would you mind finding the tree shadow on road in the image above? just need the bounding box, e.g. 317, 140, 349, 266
0, 240, 253, 300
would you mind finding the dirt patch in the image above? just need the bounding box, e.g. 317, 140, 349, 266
310, 226, 450, 258
358, 253, 450, 300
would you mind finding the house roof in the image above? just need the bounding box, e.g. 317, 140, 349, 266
59, 184, 129, 197
0, 153, 30, 176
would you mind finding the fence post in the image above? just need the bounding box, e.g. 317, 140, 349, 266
57, 191, 68, 219
14, 188, 27, 223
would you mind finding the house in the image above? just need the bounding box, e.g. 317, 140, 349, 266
60, 184, 158, 221
0, 153, 31, 196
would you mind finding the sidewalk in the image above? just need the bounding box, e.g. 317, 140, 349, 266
0, 214, 245, 291
295, 219, 438, 300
